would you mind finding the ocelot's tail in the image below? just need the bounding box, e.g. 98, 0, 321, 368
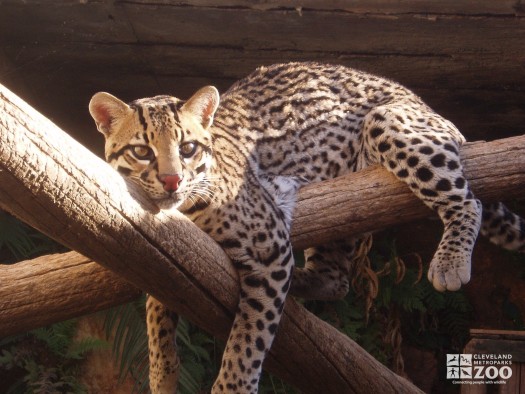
481, 202, 525, 252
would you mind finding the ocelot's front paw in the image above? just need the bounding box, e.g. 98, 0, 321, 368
427, 255, 471, 292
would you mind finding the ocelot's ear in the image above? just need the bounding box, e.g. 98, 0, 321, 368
89, 92, 131, 136
182, 86, 220, 129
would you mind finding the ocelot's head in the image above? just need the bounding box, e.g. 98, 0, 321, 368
89, 87, 220, 210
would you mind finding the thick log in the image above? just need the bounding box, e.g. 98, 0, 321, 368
0, 86, 421, 393
0, 251, 141, 337
2, 135, 525, 339
2, 77, 525, 321
292, 138, 525, 248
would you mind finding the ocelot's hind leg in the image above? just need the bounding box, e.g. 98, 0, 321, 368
481, 202, 525, 252
146, 296, 180, 394
362, 102, 482, 291
291, 235, 372, 300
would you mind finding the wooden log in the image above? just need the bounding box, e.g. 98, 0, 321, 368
1, 81, 525, 330
0, 84, 422, 392
0, 251, 141, 337
292, 137, 525, 248
2, 133, 525, 338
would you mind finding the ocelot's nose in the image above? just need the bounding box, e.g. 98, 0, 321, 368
159, 174, 182, 192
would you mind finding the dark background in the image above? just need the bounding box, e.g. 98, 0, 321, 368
1, 1, 524, 391
1, 1, 524, 156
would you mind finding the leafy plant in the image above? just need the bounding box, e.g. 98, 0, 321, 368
102, 296, 219, 394
0, 212, 102, 393
102, 296, 294, 393
103, 298, 149, 393
305, 238, 473, 373
0, 320, 108, 394
0, 211, 62, 264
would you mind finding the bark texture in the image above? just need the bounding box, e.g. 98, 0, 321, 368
0, 251, 141, 337
293, 139, 525, 247
2, 135, 525, 339
0, 84, 423, 392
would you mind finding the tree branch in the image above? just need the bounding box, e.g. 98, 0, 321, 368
292, 138, 525, 248
3, 133, 525, 339
0, 251, 141, 336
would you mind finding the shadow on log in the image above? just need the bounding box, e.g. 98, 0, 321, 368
1, 84, 524, 391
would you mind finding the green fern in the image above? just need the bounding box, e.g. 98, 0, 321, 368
0, 319, 105, 394
0, 348, 17, 370
102, 297, 149, 391
31, 320, 78, 357
0, 211, 62, 263
420, 280, 447, 310
101, 299, 292, 393
176, 318, 215, 393
259, 373, 296, 393
304, 236, 474, 373
67, 337, 109, 360
102, 296, 220, 393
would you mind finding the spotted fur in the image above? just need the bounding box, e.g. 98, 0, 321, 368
89, 62, 524, 393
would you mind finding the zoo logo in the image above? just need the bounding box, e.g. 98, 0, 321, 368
447, 354, 513, 382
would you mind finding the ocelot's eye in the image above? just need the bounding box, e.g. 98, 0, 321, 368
180, 142, 198, 158
131, 145, 154, 161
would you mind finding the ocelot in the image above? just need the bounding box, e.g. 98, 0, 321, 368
89, 62, 525, 393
